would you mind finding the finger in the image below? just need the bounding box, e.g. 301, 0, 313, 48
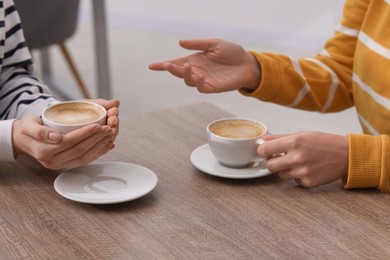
196, 75, 214, 93
294, 179, 305, 187
151, 60, 185, 71
57, 124, 107, 152
59, 136, 114, 169
294, 178, 318, 188
149, 62, 166, 71
106, 107, 119, 138
21, 116, 62, 144
107, 107, 119, 117
107, 116, 119, 129
262, 133, 290, 141
196, 79, 216, 93
90, 99, 120, 110
107, 120, 119, 140
258, 137, 292, 157
57, 137, 114, 169
150, 55, 191, 71
278, 169, 295, 181
179, 38, 218, 52
183, 63, 195, 86
265, 155, 292, 174
183, 63, 205, 87
54, 126, 113, 163
181, 63, 214, 93
163, 63, 185, 79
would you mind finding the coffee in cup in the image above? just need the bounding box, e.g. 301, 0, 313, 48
208, 119, 265, 139
207, 118, 268, 168
42, 101, 107, 133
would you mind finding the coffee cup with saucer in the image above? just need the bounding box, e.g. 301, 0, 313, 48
190, 118, 272, 179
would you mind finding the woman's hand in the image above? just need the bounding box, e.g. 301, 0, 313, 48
258, 131, 349, 187
89, 98, 120, 140
149, 38, 261, 93
12, 99, 120, 170
12, 116, 115, 170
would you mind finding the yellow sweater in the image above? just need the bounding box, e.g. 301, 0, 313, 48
241, 0, 390, 193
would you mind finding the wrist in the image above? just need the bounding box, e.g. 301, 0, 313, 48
244, 52, 262, 90
12, 120, 24, 157
0, 119, 18, 161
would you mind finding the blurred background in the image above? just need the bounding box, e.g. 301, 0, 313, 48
27, 0, 361, 135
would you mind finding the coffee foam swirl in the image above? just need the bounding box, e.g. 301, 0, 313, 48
209, 119, 265, 139
45, 103, 105, 125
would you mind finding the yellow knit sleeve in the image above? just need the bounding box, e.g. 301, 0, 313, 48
239, 0, 370, 113
240, 51, 354, 112
379, 136, 390, 192
239, 52, 284, 102
344, 133, 390, 193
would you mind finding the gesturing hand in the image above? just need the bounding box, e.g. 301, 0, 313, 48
258, 131, 349, 188
149, 38, 261, 93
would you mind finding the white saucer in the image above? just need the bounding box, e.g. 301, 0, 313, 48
54, 162, 158, 204
190, 144, 272, 179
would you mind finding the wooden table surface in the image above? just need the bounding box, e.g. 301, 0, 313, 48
1, 102, 390, 259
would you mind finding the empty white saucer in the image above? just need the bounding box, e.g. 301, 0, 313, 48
190, 144, 272, 179
54, 162, 158, 204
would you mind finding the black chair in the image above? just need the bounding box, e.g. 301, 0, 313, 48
14, 0, 91, 99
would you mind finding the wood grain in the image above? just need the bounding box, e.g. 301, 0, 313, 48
0, 102, 389, 259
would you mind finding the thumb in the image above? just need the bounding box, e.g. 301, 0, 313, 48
262, 133, 290, 141
23, 116, 63, 144
179, 38, 218, 52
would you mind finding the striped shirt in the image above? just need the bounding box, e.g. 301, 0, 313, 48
0, 0, 56, 161
242, 0, 390, 193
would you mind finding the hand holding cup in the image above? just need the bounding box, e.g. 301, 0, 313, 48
42, 101, 107, 133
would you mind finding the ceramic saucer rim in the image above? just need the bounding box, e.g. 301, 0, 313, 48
190, 144, 271, 179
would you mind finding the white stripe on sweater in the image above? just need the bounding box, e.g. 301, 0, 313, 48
320, 49, 332, 58
305, 58, 340, 112
353, 73, 390, 111
335, 24, 360, 37
286, 58, 310, 108
359, 31, 390, 60
358, 113, 380, 136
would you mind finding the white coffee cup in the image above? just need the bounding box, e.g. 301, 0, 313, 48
207, 118, 268, 168
42, 101, 107, 133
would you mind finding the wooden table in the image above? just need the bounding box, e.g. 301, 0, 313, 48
1, 103, 390, 259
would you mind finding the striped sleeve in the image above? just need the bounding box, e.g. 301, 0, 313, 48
240, 0, 368, 113
0, 0, 56, 161
0, 0, 56, 120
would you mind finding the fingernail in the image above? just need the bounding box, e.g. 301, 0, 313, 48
111, 117, 119, 125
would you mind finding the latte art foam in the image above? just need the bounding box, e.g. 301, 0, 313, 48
45, 103, 105, 125
209, 119, 265, 139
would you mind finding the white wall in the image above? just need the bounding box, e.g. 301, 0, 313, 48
81, 0, 345, 55
74, 0, 361, 135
